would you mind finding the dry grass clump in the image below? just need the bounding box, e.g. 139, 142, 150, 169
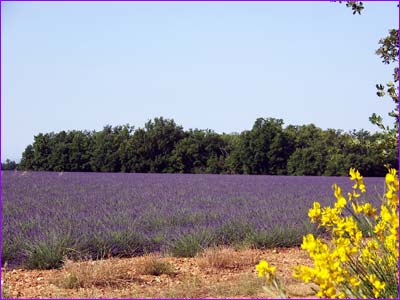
212, 273, 264, 297
53, 255, 175, 289
53, 258, 139, 289
161, 273, 263, 298
198, 247, 259, 270
135, 255, 175, 276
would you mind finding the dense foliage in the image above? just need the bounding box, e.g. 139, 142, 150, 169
17, 117, 397, 176
1, 159, 18, 170
1, 171, 384, 269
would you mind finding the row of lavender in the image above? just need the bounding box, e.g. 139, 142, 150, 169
2, 171, 384, 269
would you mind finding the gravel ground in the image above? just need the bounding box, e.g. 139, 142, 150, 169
1, 246, 317, 299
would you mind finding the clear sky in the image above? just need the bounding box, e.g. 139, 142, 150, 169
1, 1, 398, 161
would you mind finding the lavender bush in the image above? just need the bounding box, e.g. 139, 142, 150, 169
2, 171, 384, 269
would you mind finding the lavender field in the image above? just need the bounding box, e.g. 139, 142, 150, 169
2, 171, 384, 269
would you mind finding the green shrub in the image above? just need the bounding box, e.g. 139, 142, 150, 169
25, 237, 70, 269
169, 231, 213, 257
2, 240, 22, 267
213, 221, 254, 246
78, 231, 148, 259
250, 223, 320, 249
169, 234, 202, 257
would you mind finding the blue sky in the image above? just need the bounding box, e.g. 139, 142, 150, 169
1, 1, 398, 161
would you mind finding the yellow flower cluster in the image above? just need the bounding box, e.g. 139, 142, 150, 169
256, 260, 276, 284
255, 259, 286, 297
350, 167, 366, 193
293, 232, 358, 298
293, 167, 398, 298
385, 168, 399, 209
372, 168, 399, 268
368, 274, 386, 298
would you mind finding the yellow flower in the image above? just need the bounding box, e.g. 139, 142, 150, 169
385, 167, 398, 209
355, 230, 363, 244
308, 202, 321, 223
293, 265, 314, 282
332, 246, 348, 262
349, 168, 362, 181
385, 189, 393, 201
361, 203, 376, 217
301, 234, 317, 252
333, 184, 342, 199
347, 192, 353, 201
385, 168, 397, 186
384, 233, 398, 259
359, 182, 366, 193
316, 268, 330, 281
349, 167, 366, 192
380, 205, 391, 223
321, 207, 341, 227
368, 274, 386, 297
349, 277, 360, 287
289, 168, 398, 299
325, 286, 337, 298
367, 239, 378, 250
316, 281, 337, 298
361, 247, 376, 264
335, 196, 346, 209
352, 202, 363, 214
386, 186, 399, 210
333, 185, 347, 208
256, 260, 276, 283
373, 221, 385, 240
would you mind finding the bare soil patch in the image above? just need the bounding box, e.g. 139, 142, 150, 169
2, 246, 317, 298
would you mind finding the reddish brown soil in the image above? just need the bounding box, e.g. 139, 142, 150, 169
2, 247, 318, 298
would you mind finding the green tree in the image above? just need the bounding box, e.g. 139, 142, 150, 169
286, 126, 346, 176
221, 133, 242, 174
233, 118, 289, 175
47, 131, 71, 171
169, 129, 226, 174
126, 117, 185, 173
90, 125, 132, 172
19, 145, 34, 170
32, 133, 52, 171
1, 159, 18, 170
69, 130, 94, 172
17, 116, 396, 176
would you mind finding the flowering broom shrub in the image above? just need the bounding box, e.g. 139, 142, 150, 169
256, 167, 398, 298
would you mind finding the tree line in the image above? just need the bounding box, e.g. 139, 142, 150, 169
4, 117, 396, 177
